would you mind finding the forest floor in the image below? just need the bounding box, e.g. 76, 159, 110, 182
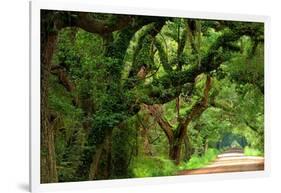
177, 148, 264, 175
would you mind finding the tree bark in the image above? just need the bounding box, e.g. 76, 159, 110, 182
88, 129, 113, 180
88, 143, 104, 180
41, 33, 58, 183
183, 135, 193, 161
140, 120, 153, 156
104, 131, 113, 179
204, 138, 209, 153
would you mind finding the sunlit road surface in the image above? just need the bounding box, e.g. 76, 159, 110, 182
177, 148, 264, 175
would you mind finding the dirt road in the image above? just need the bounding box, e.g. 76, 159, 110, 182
178, 148, 264, 175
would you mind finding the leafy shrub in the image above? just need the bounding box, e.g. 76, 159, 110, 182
244, 146, 263, 156
131, 157, 177, 178
179, 148, 219, 170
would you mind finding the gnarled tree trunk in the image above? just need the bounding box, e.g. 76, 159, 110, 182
146, 75, 212, 165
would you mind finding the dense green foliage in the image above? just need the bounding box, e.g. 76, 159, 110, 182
40, 10, 264, 183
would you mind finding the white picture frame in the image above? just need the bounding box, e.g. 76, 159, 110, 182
30, 0, 271, 192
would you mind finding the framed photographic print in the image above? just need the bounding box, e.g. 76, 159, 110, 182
30, 0, 270, 192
